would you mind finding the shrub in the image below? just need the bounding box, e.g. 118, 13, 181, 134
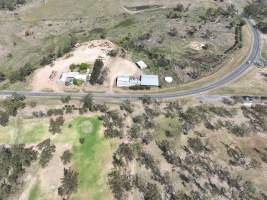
49, 116, 65, 134
2, 93, 26, 116
38, 139, 56, 167
9, 63, 34, 83
61, 150, 72, 165
0, 72, 6, 82
82, 94, 93, 112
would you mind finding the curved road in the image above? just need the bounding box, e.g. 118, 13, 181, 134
0, 18, 262, 100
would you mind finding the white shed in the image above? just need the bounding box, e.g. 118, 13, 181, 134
136, 60, 148, 69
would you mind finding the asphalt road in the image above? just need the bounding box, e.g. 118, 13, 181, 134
0, 18, 262, 101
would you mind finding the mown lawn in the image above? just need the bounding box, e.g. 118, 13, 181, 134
70, 117, 117, 200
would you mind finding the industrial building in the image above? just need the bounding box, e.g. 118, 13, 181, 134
116, 75, 159, 87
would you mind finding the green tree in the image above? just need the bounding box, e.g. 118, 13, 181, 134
9, 63, 34, 83
82, 94, 93, 112
49, 116, 65, 134
89, 59, 104, 85
38, 139, 56, 167
58, 168, 79, 198
61, 150, 72, 165
2, 93, 25, 116
0, 111, 9, 126
61, 96, 71, 103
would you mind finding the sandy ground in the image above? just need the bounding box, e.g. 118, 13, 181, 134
190, 41, 205, 51
106, 57, 142, 89
19, 144, 71, 200
31, 40, 140, 92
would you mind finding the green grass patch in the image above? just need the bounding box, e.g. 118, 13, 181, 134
0, 118, 48, 144
28, 181, 41, 200
16, 124, 46, 144
113, 18, 135, 29
70, 117, 116, 200
154, 116, 181, 141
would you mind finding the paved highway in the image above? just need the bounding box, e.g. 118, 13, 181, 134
0, 18, 262, 101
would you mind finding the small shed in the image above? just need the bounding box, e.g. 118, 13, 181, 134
141, 75, 159, 87
136, 60, 148, 69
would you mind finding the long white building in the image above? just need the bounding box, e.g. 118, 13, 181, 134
116, 75, 159, 87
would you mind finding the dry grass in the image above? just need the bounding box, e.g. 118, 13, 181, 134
263, 34, 267, 60
114, 25, 253, 94
208, 67, 267, 96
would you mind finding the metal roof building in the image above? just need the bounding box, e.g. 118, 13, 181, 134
141, 75, 159, 87
116, 75, 159, 87
116, 76, 141, 87
59, 72, 87, 83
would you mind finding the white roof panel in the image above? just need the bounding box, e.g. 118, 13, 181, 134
141, 75, 159, 86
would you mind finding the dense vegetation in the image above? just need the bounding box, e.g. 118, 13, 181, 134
9, 63, 34, 83
0, 93, 266, 199
0, 0, 26, 10
105, 99, 267, 199
0, 145, 38, 199
58, 168, 79, 199
89, 59, 105, 85
244, 1, 267, 33
0, 93, 25, 126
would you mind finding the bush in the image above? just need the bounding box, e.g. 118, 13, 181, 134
79, 63, 89, 72
61, 96, 71, 103
40, 53, 56, 66
108, 49, 119, 57
2, 93, 26, 116
38, 139, 56, 167
9, 63, 34, 83
61, 150, 72, 165
0, 111, 9, 127
108, 170, 133, 200
82, 94, 93, 112
0, 145, 37, 199
257, 22, 267, 33
0, 72, 6, 82
49, 116, 65, 134
73, 79, 84, 86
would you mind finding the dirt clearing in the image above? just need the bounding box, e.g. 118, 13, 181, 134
31, 40, 140, 92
